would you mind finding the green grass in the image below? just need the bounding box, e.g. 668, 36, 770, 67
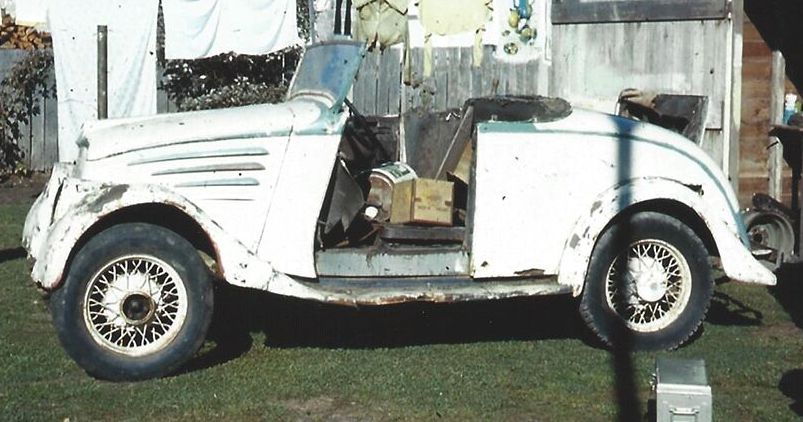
1, 200, 802, 421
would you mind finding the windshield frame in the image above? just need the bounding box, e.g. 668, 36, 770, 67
287, 41, 366, 110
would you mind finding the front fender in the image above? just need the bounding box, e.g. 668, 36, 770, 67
557, 178, 776, 295
30, 180, 275, 291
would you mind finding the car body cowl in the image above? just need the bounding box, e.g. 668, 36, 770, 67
79, 98, 330, 162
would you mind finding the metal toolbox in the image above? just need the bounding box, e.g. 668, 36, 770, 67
654, 357, 712, 422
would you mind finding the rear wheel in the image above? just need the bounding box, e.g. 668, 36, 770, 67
50, 223, 214, 381
580, 212, 713, 351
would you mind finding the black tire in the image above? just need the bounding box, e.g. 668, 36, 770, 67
579, 212, 713, 351
50, 223, 214, 381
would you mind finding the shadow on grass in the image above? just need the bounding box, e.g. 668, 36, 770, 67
779, 369, 803, 416
0, 247, 26, 264
769, 263, 803, 331
767, 264, 803, 417
705, 291, 763, 327
183, 283, 586, 373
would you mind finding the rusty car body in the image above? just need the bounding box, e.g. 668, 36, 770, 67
22, 41, 775, 380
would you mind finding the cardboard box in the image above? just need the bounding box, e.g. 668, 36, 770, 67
390, 178, 454, 226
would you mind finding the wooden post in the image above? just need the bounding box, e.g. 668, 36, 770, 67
307, 0, 317, 41
97, 25, 108, 120
728, 0, 743, 196
769, 51, 786, 200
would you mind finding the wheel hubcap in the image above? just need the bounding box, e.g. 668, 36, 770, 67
605, 239, 692, 333
121, 293, 156, 325
83, 255, 188, 357
626, 256, 669, 303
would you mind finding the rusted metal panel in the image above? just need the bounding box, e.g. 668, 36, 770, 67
401, 107, 462, 178
315, 246, 469, 277
617, 91, 710, 144
23, 179, 276, 291
268, 275, 572, 306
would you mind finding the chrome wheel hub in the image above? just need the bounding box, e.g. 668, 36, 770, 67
626, 256, 669, 303
120, 293, 156, 325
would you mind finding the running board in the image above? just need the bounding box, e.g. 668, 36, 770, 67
315, 246, 469, 277
287, 277, 572, 306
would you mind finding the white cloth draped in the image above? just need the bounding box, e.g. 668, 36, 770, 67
12, 0, 48, 28
48, 0, 159, 162
163, 0, 302, 59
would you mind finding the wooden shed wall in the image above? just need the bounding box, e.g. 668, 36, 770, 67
739, 16, 796, 206
550, 20, 732, 168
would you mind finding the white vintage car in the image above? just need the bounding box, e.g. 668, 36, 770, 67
23, 41, 775, 380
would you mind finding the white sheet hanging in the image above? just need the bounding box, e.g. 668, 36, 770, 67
48, 0, 158, 162
163, 0, 302, 60
11, 0, 48, 29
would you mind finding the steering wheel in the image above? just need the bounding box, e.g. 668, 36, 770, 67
342, 98, 392, 161
344, 98, 371, 127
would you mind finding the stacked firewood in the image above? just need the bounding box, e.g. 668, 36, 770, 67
0, 13, 51, 49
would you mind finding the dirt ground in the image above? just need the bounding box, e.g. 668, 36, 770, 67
0, 172, 47, 205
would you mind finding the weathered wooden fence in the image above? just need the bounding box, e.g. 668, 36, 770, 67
353, 46, 544, 115
352, 7, 741, 190
0, 48, 58, 172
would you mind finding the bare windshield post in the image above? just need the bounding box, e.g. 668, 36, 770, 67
287, 42, 365, 109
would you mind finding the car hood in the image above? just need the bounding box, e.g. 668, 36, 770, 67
80, 98, 329, 161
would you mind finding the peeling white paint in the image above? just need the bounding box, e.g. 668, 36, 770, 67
470, 109, 774, 290
24, 181, 277, 291
256, 131, 342, 278
22, 45, 774, 307
556, 178, 775, 296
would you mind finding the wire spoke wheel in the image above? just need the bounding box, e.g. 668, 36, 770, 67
604, 239, 692, 333
83, 255, 188, 357
52, 223, 213, 380
580, 212, 714, 351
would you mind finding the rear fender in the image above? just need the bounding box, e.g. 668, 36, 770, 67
557, 178, 776, 295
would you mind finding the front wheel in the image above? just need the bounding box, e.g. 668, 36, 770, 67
50, 223, 214, 381
580, 212, 713, 351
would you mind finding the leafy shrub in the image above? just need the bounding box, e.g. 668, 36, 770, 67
161, 0, 309, 111
0, 48, 55, 174
162, 48, 302, 111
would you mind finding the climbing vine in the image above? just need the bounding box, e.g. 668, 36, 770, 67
0, 48, 55, 174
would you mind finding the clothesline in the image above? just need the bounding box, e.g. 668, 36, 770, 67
7, 0, 302, 163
